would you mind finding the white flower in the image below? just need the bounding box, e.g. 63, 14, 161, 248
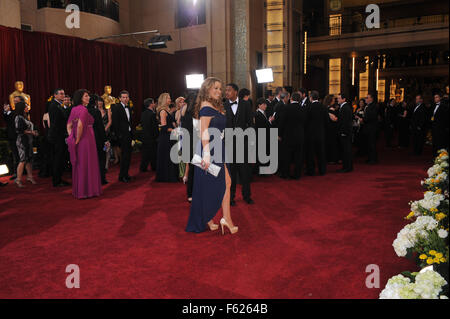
392, 216, 438, 257
414, 270, 447, 299
379, 275, 412, 299
438, 229, 448, 239
380, 270, 447, 299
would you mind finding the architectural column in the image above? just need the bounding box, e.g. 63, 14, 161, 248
0, 0, 21, 29
230, 0, 250, 89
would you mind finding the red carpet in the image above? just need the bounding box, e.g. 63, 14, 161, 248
0, 146, 431, 299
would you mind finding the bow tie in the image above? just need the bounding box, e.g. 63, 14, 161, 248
230, 101, 238, 105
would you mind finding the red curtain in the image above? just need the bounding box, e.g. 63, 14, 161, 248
0, 25, 207, 129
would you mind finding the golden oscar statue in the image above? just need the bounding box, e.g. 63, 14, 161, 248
9, 81, 31, 111
101, 85, 119, 109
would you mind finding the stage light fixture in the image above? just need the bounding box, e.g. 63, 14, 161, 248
147, 35, 173, 50
0, 164, 9, 176
186, 74, 205, 89
255, 68, 274, 84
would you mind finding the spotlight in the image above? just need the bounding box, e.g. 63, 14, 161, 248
255, 68, 274, 84
0, 164, 9, 176
147, 35, 173, 50
186, 74, 204, 89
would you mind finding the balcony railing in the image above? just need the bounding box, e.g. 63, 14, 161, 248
37, 0, 119, 22
307, 14, 448, 38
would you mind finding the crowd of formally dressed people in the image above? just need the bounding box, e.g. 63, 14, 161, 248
2, 80, 449, 234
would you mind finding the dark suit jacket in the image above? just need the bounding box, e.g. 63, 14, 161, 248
48, 99, 67, 143
225, 99, 254, 162
272, 101, 287, 131
280, 102, 307, 147
87, 105, 106, 151
265, 99, 275, 118
224, 99, 253, 130
411, 104, 428, 131
2, 110, 17, 141
363, 102, 379, 131
337, 102, 353, 137
111, 103, 133, 140
306, 101, 329, 141
141, 108, 159, 143
432, 102, 449, 140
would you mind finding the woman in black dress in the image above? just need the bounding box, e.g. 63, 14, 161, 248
96, 97, 112, 170
324, 95, 339, 164
397, 100, 411, 148
14, 102, 38, 187
180, 92, 197, 202
156, 93, 179, 183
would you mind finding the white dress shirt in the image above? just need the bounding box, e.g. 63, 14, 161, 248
433, 103, 440, 116
121, 102, 131, 131
229, 97, 239, 115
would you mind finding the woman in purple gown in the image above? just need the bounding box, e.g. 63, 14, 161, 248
67, 90, 102, 199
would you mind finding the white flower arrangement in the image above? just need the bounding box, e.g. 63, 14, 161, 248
410, 192, 445, 216
380, 270, 448, 299
393, 216, 439, 257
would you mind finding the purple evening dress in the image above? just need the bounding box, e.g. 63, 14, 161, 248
67, 105, 102, 199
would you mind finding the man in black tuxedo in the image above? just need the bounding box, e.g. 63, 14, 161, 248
87, 95, 108, 185
279, 92, 307, 179
225, 83, 254, 206
48, 88, 70, 187
268, 87, 283, 118
272, 91, 290, 177
431, 92, 449, 156
265, 91, 274, 118
111, 91, 133, 183
140, 98, 159, 172
411, 94, 428, 156
254, 98, 274, 175
298, 88, 313, 175
362, 92, 379, 164
3, 100, 19, 180
337, 93, 353, 173
305, 91, 329, 176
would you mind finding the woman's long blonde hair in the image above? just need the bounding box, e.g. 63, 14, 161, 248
157, 93, 171, 118
194, 77, 225, 119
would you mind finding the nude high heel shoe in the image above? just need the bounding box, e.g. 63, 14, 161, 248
208, 222, 219, 231
220, 218, 238, 235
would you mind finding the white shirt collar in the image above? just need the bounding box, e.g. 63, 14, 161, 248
229, 97, 239, 104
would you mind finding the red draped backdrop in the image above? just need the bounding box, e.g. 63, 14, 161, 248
0, 25, 207, 129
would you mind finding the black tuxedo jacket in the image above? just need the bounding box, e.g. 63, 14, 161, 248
272, 101, 287, 130
411, 104, 428, 131
87, 105, 106, 151
141, 108, 159, 143
111, 103, 133, 140
3, 109, 17, 141
306, 101, 329, 140
363, 102, 379, 131
48, 99, 67, 143
432, 102, 449, 137
280, 102, 307, 147
337, 102, 353, 137
224, 99, 253, 130
255, 110, 271, 130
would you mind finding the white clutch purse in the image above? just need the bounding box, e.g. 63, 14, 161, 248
192, 154, 222, 178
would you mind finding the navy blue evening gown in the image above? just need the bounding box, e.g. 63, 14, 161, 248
186, 106, 230, 233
